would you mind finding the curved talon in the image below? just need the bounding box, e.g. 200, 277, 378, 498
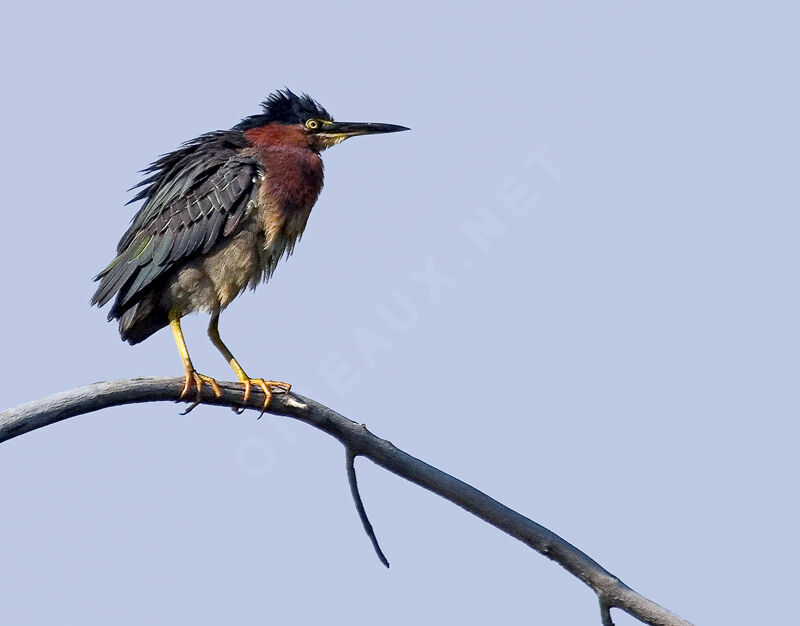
179, 369, 222, 412
237, 378, 291, 416
180, 400, 201, 416
253, 379, 273, 416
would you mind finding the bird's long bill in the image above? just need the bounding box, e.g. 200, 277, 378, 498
322, 121, 410, 138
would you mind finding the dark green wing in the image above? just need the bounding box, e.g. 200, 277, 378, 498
92, 131, 262, 316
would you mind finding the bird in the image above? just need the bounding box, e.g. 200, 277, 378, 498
91, 89, 408, 413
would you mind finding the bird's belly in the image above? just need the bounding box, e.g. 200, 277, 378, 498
161, 206, 308, 316
163, 226, 266, 314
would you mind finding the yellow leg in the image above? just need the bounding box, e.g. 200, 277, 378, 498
207, 312, 291, 414
169, 310, 221, 412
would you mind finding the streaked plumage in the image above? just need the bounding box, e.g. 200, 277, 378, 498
93, 124, 309, 343
91, 89, 408, 409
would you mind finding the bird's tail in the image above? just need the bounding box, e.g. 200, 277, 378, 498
117, 298, 169, 345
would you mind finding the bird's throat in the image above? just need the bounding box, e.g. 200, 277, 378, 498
244, 124, 324, 256
245, 125, 325, 215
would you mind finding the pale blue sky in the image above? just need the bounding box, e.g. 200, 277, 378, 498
1, 2, 797, 625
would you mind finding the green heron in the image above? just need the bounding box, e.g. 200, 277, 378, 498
92, 89, 408, 412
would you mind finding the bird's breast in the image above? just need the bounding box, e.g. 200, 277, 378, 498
255, 146, 325, 271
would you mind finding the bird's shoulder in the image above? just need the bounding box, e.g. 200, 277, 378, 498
118, 130, 259, 252
92, 130, 265, 310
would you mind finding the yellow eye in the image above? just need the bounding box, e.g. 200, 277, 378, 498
305, 119, 320, 130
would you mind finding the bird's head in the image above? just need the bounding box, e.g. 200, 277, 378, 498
235, 89, 409, 151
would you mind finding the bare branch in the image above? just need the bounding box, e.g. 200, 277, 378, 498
0, 377, 694, 626
346, 449, 390, 568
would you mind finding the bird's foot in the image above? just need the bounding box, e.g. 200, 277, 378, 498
179, 370, 222, 415
238, 378, 292, 416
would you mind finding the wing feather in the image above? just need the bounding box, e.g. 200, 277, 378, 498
91, 131, 262, 317
151, 229, 176, 266
170, 224, 192, 261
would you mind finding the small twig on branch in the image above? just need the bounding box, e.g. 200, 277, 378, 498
346, 449, 390, 568
600, 600, 615, 626
0, 377, 693, 626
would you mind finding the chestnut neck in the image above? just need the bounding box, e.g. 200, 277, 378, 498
243, 123, 324, 215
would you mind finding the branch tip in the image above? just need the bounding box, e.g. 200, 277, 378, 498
345, 450, 390, 568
